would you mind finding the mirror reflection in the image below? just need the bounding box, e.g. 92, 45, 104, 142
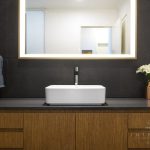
25, 0, 132, 55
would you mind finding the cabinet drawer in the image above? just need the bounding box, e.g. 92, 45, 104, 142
128, 113, 150, 129
128, 131, 150, 148
0, 132, 23, 148
0, 113, 23, 129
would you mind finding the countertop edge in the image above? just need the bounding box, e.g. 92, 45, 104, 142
0, 98, 149, 110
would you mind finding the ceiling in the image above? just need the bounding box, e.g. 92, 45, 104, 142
26, 0, 125, 9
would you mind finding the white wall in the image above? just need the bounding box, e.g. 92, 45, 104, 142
44, 9, 118, 54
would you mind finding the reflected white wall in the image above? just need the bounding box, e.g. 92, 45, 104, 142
119, 0, 130, 54
26, 11, 45, 54
26, 1, 130, 55
44, 9, 118, 54
81, 27, 112, 54
112, 18, 121, 54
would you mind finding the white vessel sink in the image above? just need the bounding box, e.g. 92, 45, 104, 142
45, 85, 106, 105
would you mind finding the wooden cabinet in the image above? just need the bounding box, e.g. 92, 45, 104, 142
0, 113, 23, 128
128, 113, 150, 149
76, 112, 127, 150
1, 110, 150, 150
128, 113, 150, 129
24, 112, 75, 150
0, 132, 23, 148
23, 112, 127, 150
0, 112, 23, 149
128, 131, 150, 148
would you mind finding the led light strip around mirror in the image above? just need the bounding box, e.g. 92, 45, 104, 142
19, 0, 137, 60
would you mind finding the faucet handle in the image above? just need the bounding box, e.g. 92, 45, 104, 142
75, 66, 79, 72
74, 67, 79, 85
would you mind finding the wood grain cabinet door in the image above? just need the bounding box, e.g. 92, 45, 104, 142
24, 112, 75, 150
128, 113, 150, 129
76, 112, 127, 150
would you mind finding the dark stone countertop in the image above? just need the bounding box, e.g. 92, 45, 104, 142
0, 98, 149, 110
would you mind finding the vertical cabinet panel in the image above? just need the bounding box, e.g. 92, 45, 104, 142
24, 112, 75, 150
76, 113, 127, 150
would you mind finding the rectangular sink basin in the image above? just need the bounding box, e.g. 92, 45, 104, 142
45, 85, 106, 105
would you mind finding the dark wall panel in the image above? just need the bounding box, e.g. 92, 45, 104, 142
0, 0, 150, 98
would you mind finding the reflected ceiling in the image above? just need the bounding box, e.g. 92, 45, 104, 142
26, 0, 123, 9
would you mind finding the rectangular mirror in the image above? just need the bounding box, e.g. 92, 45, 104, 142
19, 0, 137, 59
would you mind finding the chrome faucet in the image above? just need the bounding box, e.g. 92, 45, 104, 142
74, 66, 79, 85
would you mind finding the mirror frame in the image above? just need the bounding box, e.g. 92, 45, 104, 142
19, 0, 137, 60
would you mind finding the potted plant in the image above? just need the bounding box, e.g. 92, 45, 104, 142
136, 64, 150, 100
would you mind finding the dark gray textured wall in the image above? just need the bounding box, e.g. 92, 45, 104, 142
0, 0, 150, 98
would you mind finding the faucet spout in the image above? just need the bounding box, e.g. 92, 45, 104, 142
74, 67, 79, 85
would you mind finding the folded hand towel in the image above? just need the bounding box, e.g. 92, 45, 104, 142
0, 56, 4, 88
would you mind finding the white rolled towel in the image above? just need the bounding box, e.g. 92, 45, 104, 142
0, 56, 4, 88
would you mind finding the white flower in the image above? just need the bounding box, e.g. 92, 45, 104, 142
136, 64, 150, 75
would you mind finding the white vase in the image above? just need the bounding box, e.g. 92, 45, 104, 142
146, 82, 150, 100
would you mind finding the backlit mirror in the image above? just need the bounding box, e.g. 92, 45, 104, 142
19, 0, 137, 59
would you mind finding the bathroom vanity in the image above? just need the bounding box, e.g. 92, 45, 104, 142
0, 99, 149, 150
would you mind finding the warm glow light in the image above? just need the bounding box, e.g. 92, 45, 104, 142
130, 0, 137, 57
76, 0, 84, 2
19, 0, 137, 59
19, 0, 26, 57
